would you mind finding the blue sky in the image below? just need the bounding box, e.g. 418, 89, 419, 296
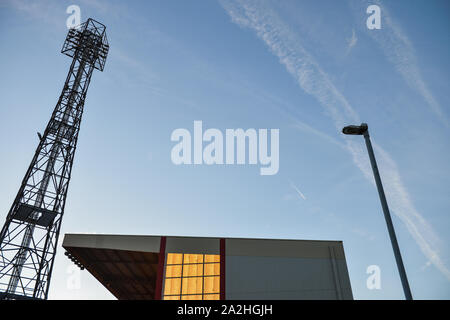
0, 0, 449, 299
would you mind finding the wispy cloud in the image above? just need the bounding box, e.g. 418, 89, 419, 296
78, 0, 131, 20
353, 0, 448, 126
289, 181, 307, 200
221, 0, 450, 281
348, 140, 449, 280
1, 0, 64, 27
221, 0, 360, 131
421, 261, 432, 271
292, 119, 346, 149
2, 0, 130, 29
351, 227, 376, 241
346, 29, 358, 54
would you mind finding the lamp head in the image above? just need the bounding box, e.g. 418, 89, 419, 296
342, 123, 368, 135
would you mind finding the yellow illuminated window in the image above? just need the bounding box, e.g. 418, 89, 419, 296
163, 253, 220, 300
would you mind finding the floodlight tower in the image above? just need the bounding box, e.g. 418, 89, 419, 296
0, 18, 109, 300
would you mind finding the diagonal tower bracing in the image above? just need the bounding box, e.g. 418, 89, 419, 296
0, 18, 109, 300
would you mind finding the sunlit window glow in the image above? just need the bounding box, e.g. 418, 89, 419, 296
163, 253, 220, 300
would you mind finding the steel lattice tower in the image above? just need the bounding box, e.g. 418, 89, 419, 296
0, 19, 109, 300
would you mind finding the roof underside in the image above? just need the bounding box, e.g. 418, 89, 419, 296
63, 246, 159, 300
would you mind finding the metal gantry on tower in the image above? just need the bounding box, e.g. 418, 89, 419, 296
0, 18, 109, 300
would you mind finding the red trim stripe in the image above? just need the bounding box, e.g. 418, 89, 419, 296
154, 236, 166, 300
220, 238, 226, 300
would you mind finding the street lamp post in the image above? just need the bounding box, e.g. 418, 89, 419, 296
342, 123, 413, 300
